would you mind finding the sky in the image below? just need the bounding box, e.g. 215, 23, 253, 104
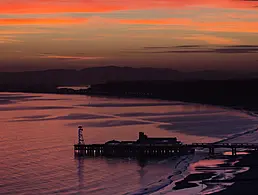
0, 0, 258, 72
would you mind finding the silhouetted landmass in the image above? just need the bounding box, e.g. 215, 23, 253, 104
0, 66, 257, 93
214, 152, 258, 195
1, 66, 258, 195
173, 172, 215, 190
0, 66, 257, 112
85, 79, 258, 112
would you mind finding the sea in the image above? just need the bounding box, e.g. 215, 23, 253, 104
0, 92, 257, 195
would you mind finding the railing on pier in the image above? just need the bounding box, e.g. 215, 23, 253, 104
188, 143, 258, 155
74, 142, 258, 157
74, 143, 194, 157
73, 127, 258, 157
191, 143, 258, 148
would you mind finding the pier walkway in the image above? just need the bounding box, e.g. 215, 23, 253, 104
74, 142, 258, 157
188, 143, 258, 155
74, 127, 258, 157
74, 143, 194, 157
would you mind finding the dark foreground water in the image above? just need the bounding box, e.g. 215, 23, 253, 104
0, 93, 257, 195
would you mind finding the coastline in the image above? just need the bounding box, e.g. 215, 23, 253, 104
57, 84, 258, 115
213, 151, 258, 195
1, 91, 258, 195
68, 91, 258, 195
13, 89, 258, 117
77, 92, 257, 195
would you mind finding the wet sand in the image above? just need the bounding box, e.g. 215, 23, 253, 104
213, 152, 258, 195
171, 154, 253, 194
173, 172, 216, 190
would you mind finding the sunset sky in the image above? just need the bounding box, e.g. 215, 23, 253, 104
0, 0, 258, 71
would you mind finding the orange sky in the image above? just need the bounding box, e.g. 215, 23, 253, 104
0, 0, 257, 71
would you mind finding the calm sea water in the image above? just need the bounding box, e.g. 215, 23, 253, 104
0, 92, 257, 195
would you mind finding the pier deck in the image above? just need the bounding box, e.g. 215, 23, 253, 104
74, 128, 258, 158
74, 142, 258, 157
74, 143, 194, 157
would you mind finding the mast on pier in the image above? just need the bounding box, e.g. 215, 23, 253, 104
78, 126, 85, 145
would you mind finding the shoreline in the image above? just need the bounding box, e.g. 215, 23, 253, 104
57, 89, 258, 117
71, 92, 257, 195
167, 151, 253, 195
3, 90, 257, 117
213, 151, 258, 195
1, 91, 258, 195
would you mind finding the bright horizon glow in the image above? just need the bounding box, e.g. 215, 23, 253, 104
0, 0, 257, 71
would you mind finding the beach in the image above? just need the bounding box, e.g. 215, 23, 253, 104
1, 92, 257, 195
214, 151, 258, 195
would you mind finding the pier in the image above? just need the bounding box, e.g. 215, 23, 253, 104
74, 126, 258, 157
189, 143, 258, 155
74, 143, 195, 158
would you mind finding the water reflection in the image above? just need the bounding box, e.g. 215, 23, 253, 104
75, 156, 149, 194
2, 92, 257, 195
76, 157, 85, 193
76, 156, 148, 168
137, 157, 148, 168
224, 151, 249, 156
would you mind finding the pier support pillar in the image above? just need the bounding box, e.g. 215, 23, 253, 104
209, 147, 215, 155
232, 148, 237, 156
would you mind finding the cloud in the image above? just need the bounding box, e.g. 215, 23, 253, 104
175, 45, 203, 48
195, 21, 258, 33
147, 50, 215, 53
0, 36, 22, 44
0, 0, 257, 15
215, 47, 258, 53
144, 45, 204, 49
0, 0, 257, 71
118, 18, 258, 33
119, 18, 192, 25
0, 1, 124, 14
52, 37, 104, 41
0, 30, 54, 35
223, 13, 258, 20
182, 34, 239, 45
52, 38, 84, 41
226, 45, 258, 48
139, 45, 258, 54
0, 3, 257, 35
0, 18, 88, 25
39, 54, 105, 60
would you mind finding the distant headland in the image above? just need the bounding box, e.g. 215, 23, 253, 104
0, 66, 257, 113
